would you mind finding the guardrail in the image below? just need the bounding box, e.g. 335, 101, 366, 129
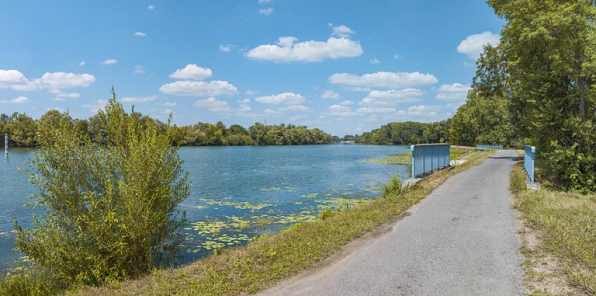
411, 144, 450, 179
524, 145, 535, 183
476, 144, 503, 150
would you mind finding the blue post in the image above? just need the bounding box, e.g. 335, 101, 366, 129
410, 145, 415, 179
524, 145, 535, 183
4, 132, 7, 158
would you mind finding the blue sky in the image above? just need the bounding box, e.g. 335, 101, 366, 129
0, 0, 503, 136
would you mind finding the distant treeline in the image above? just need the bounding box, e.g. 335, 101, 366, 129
0, 110, 332, 147
343, 120, 451, 145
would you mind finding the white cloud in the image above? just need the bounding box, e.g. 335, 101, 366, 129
159, 80, 238, 97
320, 90, 339, 99
356, 107, 397, 114
51, 97, 66, 101
263, 108, 283, 116
369, 58, 380, 64
246, 36, 363, 62
134, 31, 147, 37
326, 104, 356, 117
339, 100, 355, 106
279, 105, 311, 112
237, 99, 250, 104
121, 95, 157, 102
78, 61, 86, 66
134, 64, 145, 75
332, 25, 354, 38
0, 70, 36, 91
53, 91, 81, 98
435, 83, 471, 101
258, 0, 272, 3
255, 92, 306, 105
35, 72, 96, 90
457, 31, 500, 60
238, 104, 252, 112
245, 90, 259, 95
219, 44, 232, 52
0, 70, 95, 91
148, 5, 155, 10
164, 102, 177, 107
0, 96, 30, 104
193, 97, 232, 112
361, 88, 423, 106
405, 105, 441, 116
342, 86, 370, 92
83, 100, 108, 112
101, 59, 118, 65
394, 54, 401, 59
169, 64, 212, 80
259, 8, 273, 16
329, 71, 438, 88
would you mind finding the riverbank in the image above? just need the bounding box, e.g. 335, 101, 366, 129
510, 161, 596, 295
67, 149, 494, 296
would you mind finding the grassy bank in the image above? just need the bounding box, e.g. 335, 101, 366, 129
61, 149, 493, 296
363, 146, 473, 165
510, 164, 596, 295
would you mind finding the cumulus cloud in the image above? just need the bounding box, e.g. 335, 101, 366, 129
457, 31, 500, 60
255, 92, 306, 105
332, 25, 354, 38
237, 99, 251, 104
78, 61, 86, 66
342, 86, 370, 92
159, 80, 238, 97
52, 91, 81, 98
369, 58, 380, 64
237, 104, 252, 112
219, 44, 232, 52
245, 90, 259, 95
326, 104, 356, 117
194, 97, 232, 112
0, 70, 95, 92
148, 5, 155, 10
360, 88, 423, 106
329, 71, 437, 88
435, 83, 471, 101
164, 102, 177, 107
121, 95, 157, 102
101, 59, 118, 65
339, 100, 355, 106
246, 35, 363, 62
35, 72, 96, 90
134, 64, 145, 75
279, 105, 311, 112
258, 0, 272, 3
263, 108, 283, 116
0, 96, 30, 104
83, 100, 108, 112
169, 64, 212, 80
404, 105, 441, 116
356, 107, 397, 114
320, 90, 339, 99
0, 70, 36, 91
134, 31, 146, 37
259, 8, 273, 15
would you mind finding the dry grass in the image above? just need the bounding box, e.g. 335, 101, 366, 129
511, 163, 596, 295
66, 150, 495, 296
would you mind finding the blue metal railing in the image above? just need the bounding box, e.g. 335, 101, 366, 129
524, 145, 535, 183
411, 144, 450, 179
476, 144, 503, 150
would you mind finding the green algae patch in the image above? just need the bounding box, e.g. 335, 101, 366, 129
363, 152, 411, 165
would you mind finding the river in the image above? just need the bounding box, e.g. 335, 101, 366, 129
0, 145, 409, 273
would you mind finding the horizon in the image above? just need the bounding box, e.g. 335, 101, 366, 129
0, 1, 503, 136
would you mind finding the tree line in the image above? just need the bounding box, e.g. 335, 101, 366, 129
0, 110, 332, 147
344, 120, 451, 145
449, 0, 596, 192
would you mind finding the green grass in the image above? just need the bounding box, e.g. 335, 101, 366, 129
64, 149, 494, 296
362, 146, 472, 166
510, 163, 596, 295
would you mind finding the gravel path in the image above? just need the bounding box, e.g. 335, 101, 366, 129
261, 150, 525, 296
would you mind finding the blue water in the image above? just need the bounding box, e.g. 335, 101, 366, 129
0, 145, 408, 272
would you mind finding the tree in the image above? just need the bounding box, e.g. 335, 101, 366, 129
13, 91, 190, 286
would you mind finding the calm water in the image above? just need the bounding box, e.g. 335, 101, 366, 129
0, 145, 408, 272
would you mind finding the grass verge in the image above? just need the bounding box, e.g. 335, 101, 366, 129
11, 149, 490, 296
510, 163, 596, 295
363, 146, 473, 165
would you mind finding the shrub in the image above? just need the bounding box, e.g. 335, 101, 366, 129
12, 90, 190, 288
383, 175, 402, 198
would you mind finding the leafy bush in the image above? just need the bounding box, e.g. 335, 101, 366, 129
383, 175, 402, 198
12, 90, 190, 288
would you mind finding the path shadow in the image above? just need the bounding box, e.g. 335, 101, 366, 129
489, 156, 523, 161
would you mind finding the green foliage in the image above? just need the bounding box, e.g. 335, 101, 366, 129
317, 208, 335, 220
354, 120, 450, 145
0, 265, 65, 296
12, 90, 191, 289
383, 175, 402, 198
